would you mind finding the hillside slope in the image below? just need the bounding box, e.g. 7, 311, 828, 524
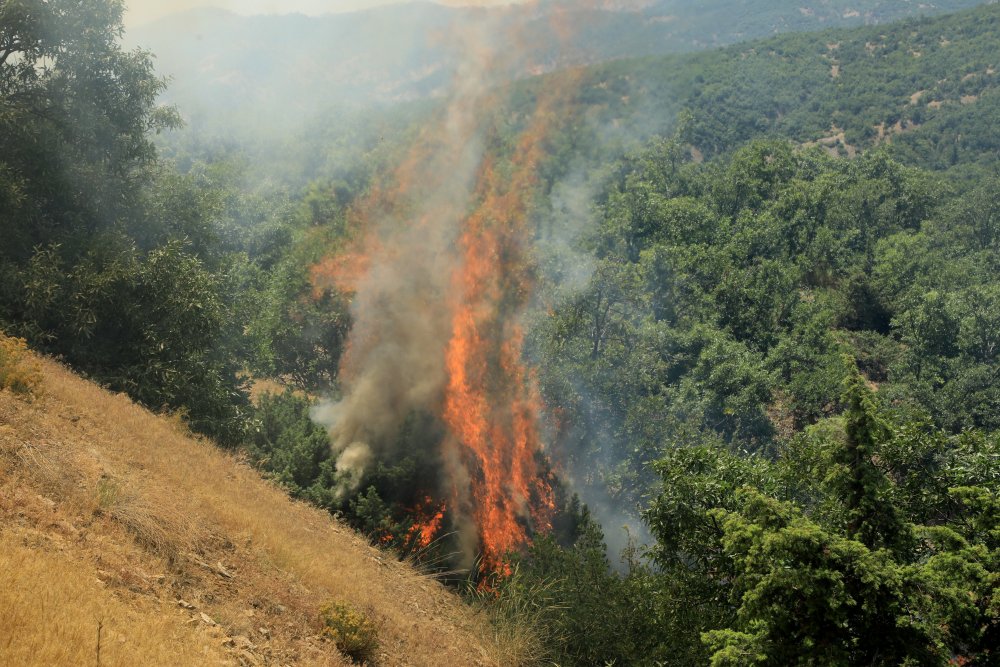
562, 1, 1000, 173
130, 0, 987, 133
0, 348, 502, 666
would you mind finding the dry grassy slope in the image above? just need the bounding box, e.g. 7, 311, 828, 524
0, 352, 503, 666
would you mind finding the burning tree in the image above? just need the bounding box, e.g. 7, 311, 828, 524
308, 13, 583, 576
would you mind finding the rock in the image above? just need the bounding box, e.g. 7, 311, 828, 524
190, 555, 235, 579
177, 599, 195, 610
200, 612, 217, 626
237, 650, 262, 667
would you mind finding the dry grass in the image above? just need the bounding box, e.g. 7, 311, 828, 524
0, 335, 41, 395
246, 376, 313, 405
468, 570, 561, 667
0, 351, 505, 666
477, 600, 552, 667
0, 530, 223, 666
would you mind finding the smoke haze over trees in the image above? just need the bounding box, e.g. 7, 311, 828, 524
130, 0, 988, 137
3, 0, 1000, 664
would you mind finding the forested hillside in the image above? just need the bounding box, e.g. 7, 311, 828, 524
3, 0, 1000, 665
511, 137, 1000, 664
562, 1, 1000, 176
132, 0, 986, 135
151, 2, 1000, 193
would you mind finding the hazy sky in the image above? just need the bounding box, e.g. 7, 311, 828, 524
123, 0, 520, 29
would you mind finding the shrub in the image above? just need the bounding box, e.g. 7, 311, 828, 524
319, 601, 380, 664
0, 335, 41, 395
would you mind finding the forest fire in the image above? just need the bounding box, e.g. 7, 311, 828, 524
442, 221, 551, 572
407, 497, 448, 551
310, 238, 376, 296
440, 83, 574, 570
307, 5, 581, 577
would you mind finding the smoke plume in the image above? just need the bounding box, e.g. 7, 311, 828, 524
311, 4, 587, 570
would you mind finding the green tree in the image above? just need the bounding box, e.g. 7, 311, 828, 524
831, 377, 912, 552
0, 0, 177, 262
248, 390, 337, 507
704, 492, 935, 666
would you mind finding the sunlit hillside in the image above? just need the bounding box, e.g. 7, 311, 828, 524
0, 341, 510, 666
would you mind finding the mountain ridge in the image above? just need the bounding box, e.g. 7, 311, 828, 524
132, 0, 990, 134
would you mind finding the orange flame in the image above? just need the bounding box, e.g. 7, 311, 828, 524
442, 76, 577, 573
407, 496, 448, 551
308, 5, 583, 577
310, 239, 377, 296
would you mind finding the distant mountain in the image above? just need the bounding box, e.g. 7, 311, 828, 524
558, 1, 1000, 174
131, 0, 989, 134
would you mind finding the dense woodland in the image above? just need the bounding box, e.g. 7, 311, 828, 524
3, 0, 1000, 665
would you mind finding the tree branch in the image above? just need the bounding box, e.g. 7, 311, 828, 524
0, 40, 26, 67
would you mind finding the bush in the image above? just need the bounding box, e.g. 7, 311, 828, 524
0, 335, 41, 395
319, 601, 380, 664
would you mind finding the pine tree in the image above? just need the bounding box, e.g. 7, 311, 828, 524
833, 375, 912, 554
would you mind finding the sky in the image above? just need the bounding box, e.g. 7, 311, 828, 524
122, 0, 521, 29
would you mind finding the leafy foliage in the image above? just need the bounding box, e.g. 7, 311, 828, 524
0, 0, 336, 443
246, 390, 337, 508
511, 134, 1000, 664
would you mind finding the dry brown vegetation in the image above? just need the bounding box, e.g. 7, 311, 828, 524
0, 345, 512, 666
